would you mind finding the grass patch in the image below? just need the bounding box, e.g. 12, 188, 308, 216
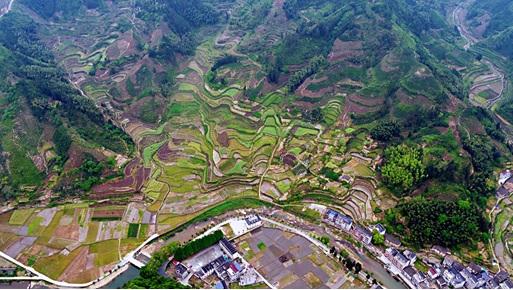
166, 101, 200, 119
90, 239, 120, 267
414, 259, 429, 272
34, 246, 84, 279
91, 216, 121, 222
257, 241, 266, 251
2, 137, 43, 187
27, 216, 44, 235
9, 208, 35, 225
37, 211, 63, 246
230, 282, 268, 289
85, 222, 99, 244
139, 224, 149, 238
143, 141, 166, 166
294, 127, 318, 137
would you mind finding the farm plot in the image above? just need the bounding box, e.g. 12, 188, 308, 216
236, 227, 346, 288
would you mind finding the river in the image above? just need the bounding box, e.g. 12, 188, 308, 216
103, 265, 140, 289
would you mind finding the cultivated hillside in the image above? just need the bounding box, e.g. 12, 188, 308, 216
0, 0, 512, 282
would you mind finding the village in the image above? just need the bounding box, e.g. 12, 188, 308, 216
154, 202, 513, 290
324, 207, 513, 289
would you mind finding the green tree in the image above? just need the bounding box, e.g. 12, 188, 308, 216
371, 230, 384, 246
398, 199, 487, 247
381, 144, 426, 194
370, 120, 401, 142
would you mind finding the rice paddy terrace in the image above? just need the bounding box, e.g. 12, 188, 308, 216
2, 0, 512, 284
0, 0, 395, 283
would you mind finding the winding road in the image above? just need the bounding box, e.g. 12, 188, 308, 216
451, 0, 513, 274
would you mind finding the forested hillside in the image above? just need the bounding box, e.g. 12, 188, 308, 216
466, 0, 513, 60
0, 11, 133, 201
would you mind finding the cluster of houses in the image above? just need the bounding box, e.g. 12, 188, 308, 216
323, 208, 513, 289
324, 208, 374, 245
383, 244, 513, 289
324, 208, 392, 246
388, 246, 513, 289
170, 217, 264, 289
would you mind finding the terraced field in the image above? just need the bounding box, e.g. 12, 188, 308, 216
0, 0, 449, 283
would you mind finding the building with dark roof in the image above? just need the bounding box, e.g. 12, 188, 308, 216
487, 277, 499, 289
352, 225, 372, 244
500, 278, 513, 289
476, 271, 491, 288
175, 263, 189, 280
371, 224, 386, 235
467, 262, 482, 275
403, 250, 416, 265
403, 266, 417, 281
244, 215, 261, 226
460, 268, 478, 289
452, 261, 464, 273
436, 276, 447, 288
0, 259, 15, 276
412, 271, 426, 286
199, 256, 229, 278
497, 177, 513, 198
324, 209, 352, 231
442, 255, 456, 268
432, 245, 450, 257
384, 233, 401, 248
494, 270, 510, 284
219, 238, 238, 259
428, 267, 441, 279
385, 248, 410, 270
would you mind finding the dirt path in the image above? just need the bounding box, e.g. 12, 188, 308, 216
258, 137, 282, 199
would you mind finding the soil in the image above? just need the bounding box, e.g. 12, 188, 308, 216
328, 39, 363, 63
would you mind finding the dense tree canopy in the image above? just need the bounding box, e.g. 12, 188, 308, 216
124, 242, 189, 289
381, 144, 426, 193
398, 199, 487, 248
174, 230, 224, 261
370, 120, 401, 142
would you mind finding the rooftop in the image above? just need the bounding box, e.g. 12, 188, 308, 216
404, 266, 417, 277
245, 215, 261, 225
385, 233, 401, 246
220, 238, 237, 255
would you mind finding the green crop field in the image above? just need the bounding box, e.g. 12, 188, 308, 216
9, 208, 35, 225
90, 239, 120, 267
127, 223, 140, 238
1, 0, 512, 283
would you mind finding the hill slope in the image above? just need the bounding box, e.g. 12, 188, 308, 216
0, 0, 511, 282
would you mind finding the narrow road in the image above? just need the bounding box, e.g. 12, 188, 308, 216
0, 233, 159, 288
488, 197, 504, 272
0, 0, 14, 17
451, 0, 477, 50
0, 250, 93, 288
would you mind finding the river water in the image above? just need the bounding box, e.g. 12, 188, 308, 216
104, 265, 140, 289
